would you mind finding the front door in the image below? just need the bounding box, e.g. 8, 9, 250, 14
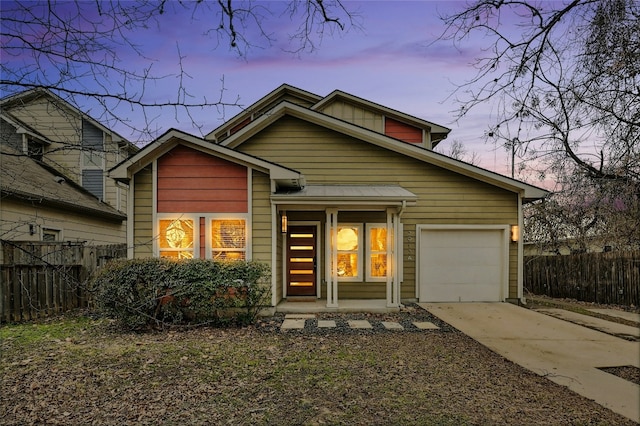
286, 225, 317, 297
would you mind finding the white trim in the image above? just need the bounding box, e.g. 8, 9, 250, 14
326, 209, 338, 307
127, 172, 134, 258
366, 223, 388, 283
517, 193, 524, 300
152, 160, 158, 257
271, 203, 278, 307
415, 224, 510, 302
246, 168, 253, 261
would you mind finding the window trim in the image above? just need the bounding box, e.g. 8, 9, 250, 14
41, 227, 62, 242
336, 223, 363, 282
208, 215, 249, 261
366, 223, 388, 282
156, 215, 198, 259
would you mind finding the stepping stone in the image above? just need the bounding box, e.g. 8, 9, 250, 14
285, 314, 316, 319
348, 320, 372, 329
413, 321, 440, 330
382, 321, 404, 330
281, 319, 306, 330
317, 320, 337, 328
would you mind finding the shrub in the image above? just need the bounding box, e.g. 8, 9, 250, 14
92, 258, 270, 330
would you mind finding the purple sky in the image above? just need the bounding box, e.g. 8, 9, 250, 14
110, 1, 516, 178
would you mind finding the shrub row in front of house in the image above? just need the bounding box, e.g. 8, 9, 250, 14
92, 258, 270, 330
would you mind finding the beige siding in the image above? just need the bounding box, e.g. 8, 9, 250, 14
133, 166, 153, 258
238, 116, 520, 299
317, 100, 383, 133
7, 98, 82, 182
0, 198, 125, 245
251, 170, 272, 263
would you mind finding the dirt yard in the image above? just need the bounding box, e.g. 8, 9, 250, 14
1, 305, 636, 425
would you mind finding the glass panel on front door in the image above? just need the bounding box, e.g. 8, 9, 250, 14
287, 225, 317, 297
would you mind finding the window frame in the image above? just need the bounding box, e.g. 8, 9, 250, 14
335, 223, 363, 282
366, 223, 389, 282
41, 227, 62, 242
208, 215, 249, 261
156, 215, 197, 260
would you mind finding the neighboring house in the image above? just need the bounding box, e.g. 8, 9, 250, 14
0, 89, 137, 246
111, 84, 549, 309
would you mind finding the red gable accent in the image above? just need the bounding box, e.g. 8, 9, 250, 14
384, 117, 422, 144
157, 145, 248, 213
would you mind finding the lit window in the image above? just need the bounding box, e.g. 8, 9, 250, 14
335, 224, 362, 281
367, 224, 388, 281
159, 219, 194, 259
212, 219, 246, 260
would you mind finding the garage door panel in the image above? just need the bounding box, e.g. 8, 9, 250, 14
419, 228, 506, 302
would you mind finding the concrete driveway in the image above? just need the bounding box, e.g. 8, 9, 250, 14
420, 302, 640, 423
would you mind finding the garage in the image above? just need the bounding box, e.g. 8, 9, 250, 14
418, 226, 508, 302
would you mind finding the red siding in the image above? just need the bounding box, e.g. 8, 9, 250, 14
157, 145, 248, 213
199, 217, 205, 258
384, 118, 423, 144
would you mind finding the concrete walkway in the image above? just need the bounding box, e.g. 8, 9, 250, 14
420, 302, 640, 423
533, 308, 639, 340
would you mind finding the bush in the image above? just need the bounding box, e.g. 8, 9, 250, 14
92, 258, 270, 330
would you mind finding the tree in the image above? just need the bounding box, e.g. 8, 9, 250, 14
1, 0, 357, 140
439, 0, 640, 248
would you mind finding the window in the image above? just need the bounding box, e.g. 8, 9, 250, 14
26, 139, 43, 161
42, 228, 60, 242
81, 120, 104, 199
158, 219, 194, 259
367, 224, 388, 281
335, 224, 362, 281
211, 219, 246, 260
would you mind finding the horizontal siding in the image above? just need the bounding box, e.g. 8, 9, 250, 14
238, 115, 520, 299
385, 117, 422, 144
0, 199, 125, 245
133, 166, 153, 258
157, 145, 247, 213
251, 170, 272, 263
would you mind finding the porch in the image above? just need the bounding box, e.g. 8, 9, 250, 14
276, 298, 400, 314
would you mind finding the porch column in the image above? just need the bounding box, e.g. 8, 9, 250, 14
386, 208, 400, 308
326, 208, 338, 308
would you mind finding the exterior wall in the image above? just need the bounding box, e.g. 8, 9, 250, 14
384, 117, 422, 144
133, 166, 154, 258
5, 96, 128, 214
0, 198, 125, 245
317, 99, 383, 134
5, 97, 83, 183
156, 145, 247, 213
236, 116, 520, 299
251, 169, 272, 263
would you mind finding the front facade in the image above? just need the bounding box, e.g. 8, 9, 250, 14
112, 85, 547, 308
0, 89, 137, 245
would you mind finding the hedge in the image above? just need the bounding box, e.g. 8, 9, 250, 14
92, 258, 270, 330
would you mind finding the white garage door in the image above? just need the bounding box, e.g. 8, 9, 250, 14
419, 227, 507, 302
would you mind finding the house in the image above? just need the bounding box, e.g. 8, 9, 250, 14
0, 89, 137, 246
110, 84, 548, 310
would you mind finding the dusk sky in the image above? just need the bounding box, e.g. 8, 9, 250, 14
3, 1, 526, 183
99, 1, 519, 179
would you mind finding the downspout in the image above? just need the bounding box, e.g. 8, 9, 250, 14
394, 200, 407, 307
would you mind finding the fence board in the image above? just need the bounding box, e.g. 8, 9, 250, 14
0, 241, 126, 323
524, 251, 640, 307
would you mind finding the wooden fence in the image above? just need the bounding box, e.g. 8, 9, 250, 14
0, 241, 126, 323
524, 251, 640, 307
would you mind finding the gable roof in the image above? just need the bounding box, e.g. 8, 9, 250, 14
0, 88, 138, 153
0, 145, 126, 221
217, 101, 548, 202
312, 89, 450, 146
1, 112, 53, 146
109, 128, 305, 189
206, 84, 322, 143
